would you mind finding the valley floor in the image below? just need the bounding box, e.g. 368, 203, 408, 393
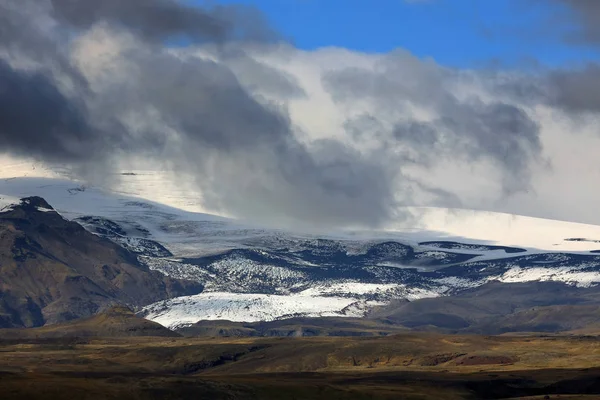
2, 334, 600, 399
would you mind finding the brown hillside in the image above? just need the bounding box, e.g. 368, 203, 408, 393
0, 197, 202, 328
0, 306, 180, 339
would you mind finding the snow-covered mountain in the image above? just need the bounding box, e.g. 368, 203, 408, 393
2, 174, 600, 329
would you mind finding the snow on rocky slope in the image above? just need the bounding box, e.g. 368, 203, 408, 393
3, 171, 600, 328
0, 195, 20, 211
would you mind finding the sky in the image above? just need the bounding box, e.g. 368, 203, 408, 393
3, 0, 600, 230
205, 0, 600, 68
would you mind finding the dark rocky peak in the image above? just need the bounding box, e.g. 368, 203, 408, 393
0, 196, 79, 240
19, 196, 54, 210
0, 196, 59, 221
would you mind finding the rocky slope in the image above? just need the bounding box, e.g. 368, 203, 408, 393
0, 197, 203, 328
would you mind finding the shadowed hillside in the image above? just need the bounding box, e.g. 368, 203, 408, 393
0, 306, 179, 339
0, 197, 203, 328
177, 317, 408, 337
369, 281, 600, 334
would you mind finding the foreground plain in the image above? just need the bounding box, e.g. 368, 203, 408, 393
3, 332, 600, 399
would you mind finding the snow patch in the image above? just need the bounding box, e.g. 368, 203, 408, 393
141, 292, 385, 328
299, 282, 401, 297
496, 266, 600, 288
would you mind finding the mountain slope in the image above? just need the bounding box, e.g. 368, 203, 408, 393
370, 281, 600, 333
3, 177, 600, 331
0, 197, 203, 328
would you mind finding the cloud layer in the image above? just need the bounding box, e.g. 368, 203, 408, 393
1, 0, 600, 228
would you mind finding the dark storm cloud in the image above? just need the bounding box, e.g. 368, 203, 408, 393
0, 1, 88, 88
546, 64, 600, 113
0, 59, 95, 162
130, 52, 292, 149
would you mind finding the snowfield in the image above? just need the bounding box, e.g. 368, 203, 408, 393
496, 266, 600, 288
402, 207, 600, 253
141, 291, 388, 328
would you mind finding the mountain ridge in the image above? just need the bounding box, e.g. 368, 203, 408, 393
0, 196, 203, 328
3, 179, 600, 333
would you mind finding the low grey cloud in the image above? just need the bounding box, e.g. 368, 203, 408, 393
0, 59, 92, 162
322, 53, 542, 196
546, 64, 600, 113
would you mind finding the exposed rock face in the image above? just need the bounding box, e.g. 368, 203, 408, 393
0, 197, 203, 328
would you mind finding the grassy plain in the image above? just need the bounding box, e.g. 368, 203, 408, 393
2, 332, 600, 399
